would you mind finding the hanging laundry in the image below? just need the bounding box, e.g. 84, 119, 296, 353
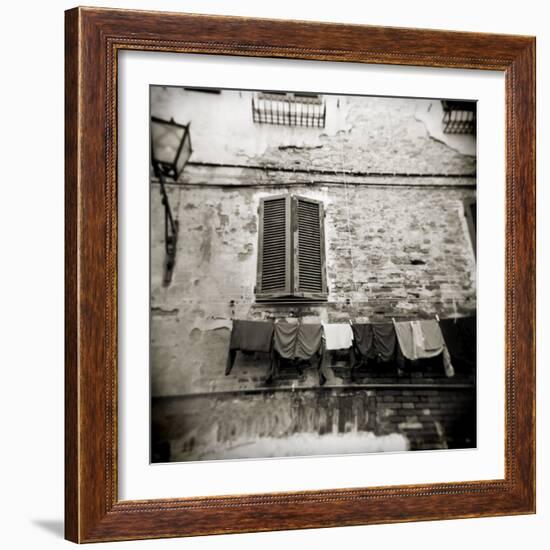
439, 315, 476, 368
393, 319, 454, 377
351, 323, 397, 362
441, 347, 454, 378
411, 320, 444, 354
271, 322, 324, 385
318, 323, 354, 386
321, 322, 353, 351
273, 322, 323, 360
225, 320, 274, 375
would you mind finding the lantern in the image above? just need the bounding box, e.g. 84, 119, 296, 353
150, 117, 192, 285
151, 116, 192, 180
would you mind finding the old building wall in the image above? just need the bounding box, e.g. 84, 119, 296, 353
151, 87, 476, 174
151, 180, 475, 397
152, 385, 475, 462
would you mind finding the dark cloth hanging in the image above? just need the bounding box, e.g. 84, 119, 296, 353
226, 320, 274, 375
439, 315, 476, 366
229, 320, 274, 353
273, 322, 323, 360
351, 322, 397, 362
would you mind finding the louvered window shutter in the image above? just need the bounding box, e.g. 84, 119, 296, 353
292, 196, 328, 300
256, 195, 292, 300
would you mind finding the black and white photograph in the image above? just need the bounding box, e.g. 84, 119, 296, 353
150, 86, 477, 463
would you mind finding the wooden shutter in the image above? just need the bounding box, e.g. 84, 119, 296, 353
256, 195, 291, 300
292, 196, 328, 300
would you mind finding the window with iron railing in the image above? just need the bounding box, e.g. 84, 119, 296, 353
441, 100, 476, 134
252, 92, 326, 128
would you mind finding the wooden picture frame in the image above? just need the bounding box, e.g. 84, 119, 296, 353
65, 6, 536, 543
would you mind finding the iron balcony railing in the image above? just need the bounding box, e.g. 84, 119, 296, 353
441, 100, 476, 135
252, 92, 326, 128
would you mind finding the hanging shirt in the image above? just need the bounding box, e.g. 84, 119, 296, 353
274, 322, 323, 360
229, 320, 274, 353
351, 323, 397, 362
322, 322, 354, 351
411, 320, 444, 354
394, 319, 454, 377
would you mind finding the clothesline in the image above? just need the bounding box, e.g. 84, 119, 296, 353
225, 314, 474, 324
225, 315, 476, 384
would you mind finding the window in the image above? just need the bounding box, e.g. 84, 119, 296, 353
256, 195, 328, 301
252, 92, 326, 128
441, 100, 476, 134
464, 198, 476, 257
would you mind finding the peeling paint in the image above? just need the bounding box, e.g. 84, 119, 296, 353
199, 216, 213, 264
414, 101, 476, 157
215, 203, 229, 228
189, 328, 202, 343
278, 144, 323, 151
238, 243, 253, 261
243, 217, 257, 234
151, 307, 179, 316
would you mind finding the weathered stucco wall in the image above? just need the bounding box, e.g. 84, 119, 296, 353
151, 181, 475, 396
151, 87, 476, 174
150, 88, 476, 459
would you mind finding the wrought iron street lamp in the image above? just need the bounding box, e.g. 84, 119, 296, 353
150, 117, 193, 285
151, 116, 193, 180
